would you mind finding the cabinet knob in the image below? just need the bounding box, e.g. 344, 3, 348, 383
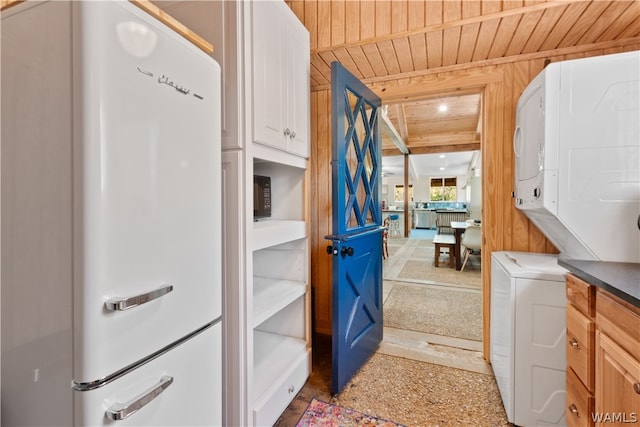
568, 403, 580, 417
569, 338, 580, 349
283, 128, 291, 136
634, 383, 640, 394
288, 385, 295, 394
290, 131, 296, 139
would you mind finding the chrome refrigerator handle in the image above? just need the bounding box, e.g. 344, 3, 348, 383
105, 285, 174, 311
105, 376, 174, 421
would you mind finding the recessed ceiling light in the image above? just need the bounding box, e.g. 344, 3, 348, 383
439, 166, 445, 171
439, 154, 446, 159
438, 104, 448, 112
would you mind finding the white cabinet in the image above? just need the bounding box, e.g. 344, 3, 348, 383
247, 2, 311, 424
251, 0, 309, 158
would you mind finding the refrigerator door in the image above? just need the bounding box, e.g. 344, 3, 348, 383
74, 1, 222, 384
75, 323, 222, 426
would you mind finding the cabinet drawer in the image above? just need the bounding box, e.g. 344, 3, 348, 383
253, 349, 310, 427
596, 288, 640, 357
566, 367, 594, 427
567, 304, 595, 392
566, 275, 595, 318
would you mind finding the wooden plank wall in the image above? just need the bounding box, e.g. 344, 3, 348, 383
308, 43, 640, 359
310, 90, 333, 335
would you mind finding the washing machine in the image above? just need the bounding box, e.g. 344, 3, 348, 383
490, 251, 568, 426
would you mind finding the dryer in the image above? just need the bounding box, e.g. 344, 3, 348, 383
513, 51, 640, 263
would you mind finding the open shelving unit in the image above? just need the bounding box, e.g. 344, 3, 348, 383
253, 220, 306, 251
248, 3, 311, 415
250, 180, 310, 425
253, 277, 306, 327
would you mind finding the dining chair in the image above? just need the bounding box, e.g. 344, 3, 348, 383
460, 225, 482, 272
382, 217, 390, 259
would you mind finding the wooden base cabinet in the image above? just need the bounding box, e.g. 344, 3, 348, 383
595, 331, 640, 425
595, 288, 640, 426
566, 274, 640, 427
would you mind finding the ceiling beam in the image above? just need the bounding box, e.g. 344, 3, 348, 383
407, 131, 478, 146
394, 103, 409, 143
382, 142, 481, 156
380, 107, 409, 154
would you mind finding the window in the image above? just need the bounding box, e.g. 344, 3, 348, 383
430, 177, 457, 201
394, 184, 413, 202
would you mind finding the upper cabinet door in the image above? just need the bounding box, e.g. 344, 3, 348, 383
285, 19, 310, 158
251, 1, 287, 151
251, 0, 309, 158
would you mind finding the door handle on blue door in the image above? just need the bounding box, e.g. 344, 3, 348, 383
341, 246, 354, 257
326, 245, 354, 257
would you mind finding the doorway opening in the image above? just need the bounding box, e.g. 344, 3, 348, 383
380, 90, 484, 369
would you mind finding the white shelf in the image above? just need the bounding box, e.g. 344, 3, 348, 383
253, 330, 307, 401
252, 142, 307, 169
252, 220, 306, 251
253, 277, 306, 327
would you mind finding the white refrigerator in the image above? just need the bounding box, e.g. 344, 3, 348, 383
1, 1, 222, 425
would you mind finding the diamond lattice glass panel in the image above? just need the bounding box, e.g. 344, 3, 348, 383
364, 129, 376, 224
343, 90, 357, 228
357, 174, 368, 225
345, 89, 358, 140
346, 128, 359, 228
342, 88, 380, 229
353, 103, 369, 226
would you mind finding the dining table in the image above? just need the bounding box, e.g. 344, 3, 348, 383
451, 221, 469, 271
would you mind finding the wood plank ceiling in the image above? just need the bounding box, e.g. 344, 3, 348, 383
286, 0, 640, 156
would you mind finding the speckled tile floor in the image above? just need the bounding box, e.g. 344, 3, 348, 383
274, 236, 509, 427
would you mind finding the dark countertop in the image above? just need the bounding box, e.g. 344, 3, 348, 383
435, 209, 468, 212
558, 259, 640, 308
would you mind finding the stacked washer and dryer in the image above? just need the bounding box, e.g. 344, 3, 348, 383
491, 50, 640, 426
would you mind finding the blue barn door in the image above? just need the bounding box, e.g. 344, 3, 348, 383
326, 62, 383, 394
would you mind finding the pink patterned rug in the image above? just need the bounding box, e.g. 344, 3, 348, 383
296, 398, 405, 427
